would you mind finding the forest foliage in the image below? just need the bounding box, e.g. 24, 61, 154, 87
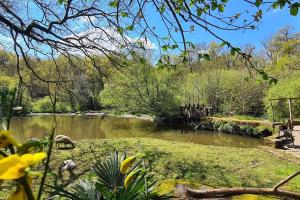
0, 26, 299, 119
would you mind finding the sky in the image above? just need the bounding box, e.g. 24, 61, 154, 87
1, 1, 299, 55
144, 1, 300, 51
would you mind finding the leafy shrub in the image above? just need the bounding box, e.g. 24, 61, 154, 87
18, 87, 33, 114
239, 125, 260, 137
212, 120, 224, 130
255, 125, 273, 137
264, 72, 300, 120
0, 75, 18, 117
56, 102, 72, 113
32, 96, 72, 113
100, 62, 183, 115
208, 120, 265, 138
182, 70, 266, 116
218, 122, 237, 133
32, 96, 53, 112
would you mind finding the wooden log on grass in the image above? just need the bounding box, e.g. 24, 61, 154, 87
187, 170, 300, 199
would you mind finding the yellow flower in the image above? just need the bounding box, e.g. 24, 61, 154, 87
20, 153, 47, 166
0, 130, 21, 148
7, 186, 28, 200
0, 152, 46, 180
120, 156, 136, 174
124, 169, 142, 188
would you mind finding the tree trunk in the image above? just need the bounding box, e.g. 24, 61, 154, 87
187, 170, 300, 199
187, 188, 300, 199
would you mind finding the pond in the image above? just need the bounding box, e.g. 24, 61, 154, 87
10, 115, 278, 200
11, 115, 264, 148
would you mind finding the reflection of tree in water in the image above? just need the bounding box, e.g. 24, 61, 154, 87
101, 117, 155, 131
10, 116, 263, 148
99, 117, 156, 138
11, 116, 52, 141
152, 129, 263, 148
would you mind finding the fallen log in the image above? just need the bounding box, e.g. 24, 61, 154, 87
187, 188, 300, 199
187, 170, 300, 199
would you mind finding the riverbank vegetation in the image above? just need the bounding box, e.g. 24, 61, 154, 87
1, 26, 300, 121
1, 0, 300, 199
51, 138, 300, 190
2, 138, 299, 199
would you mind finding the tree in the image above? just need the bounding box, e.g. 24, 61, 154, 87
0, 0, 299, 83
264, 72, 300, 120
101, 59, 183, 115
264, 26, 300, 78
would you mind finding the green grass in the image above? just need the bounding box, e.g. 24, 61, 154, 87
214, 115, 266, 121
209, 116, 269, 125
49, 138, 300, 190
1, 138, 300, 199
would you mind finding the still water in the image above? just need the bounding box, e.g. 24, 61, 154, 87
11, 115, 264, 148
10, 115, 277, 199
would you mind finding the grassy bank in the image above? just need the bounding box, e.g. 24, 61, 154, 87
48, 138, 300, 192
1, 138, 300, 199
208, 116, 271, 127
196, 116, 273, 138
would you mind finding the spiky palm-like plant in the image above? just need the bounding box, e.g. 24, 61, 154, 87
50, 151, 170, 200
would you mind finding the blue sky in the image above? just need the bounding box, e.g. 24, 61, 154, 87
144, 1, 300, 50
1, 1, 299, 54
200, 3, 299, 49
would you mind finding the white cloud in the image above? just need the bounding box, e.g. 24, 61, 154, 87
80, 16, 97, 24
0, 34, 14, 49
65, 27, 157, 55
130, 36, 157, 50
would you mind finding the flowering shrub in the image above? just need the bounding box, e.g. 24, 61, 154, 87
0, 130, 47, 200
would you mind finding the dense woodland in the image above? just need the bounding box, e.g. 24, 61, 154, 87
0, 26, 299, 119
2, 1, 300, 199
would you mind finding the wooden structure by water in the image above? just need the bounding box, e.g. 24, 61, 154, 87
180, 104, 212, 129
269, 97, 300, 148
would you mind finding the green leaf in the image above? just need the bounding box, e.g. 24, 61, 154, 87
197, 54, 203, 60
258, 71, 268, 80
57, 0, 66, 5
272, 3, 278, 9
160, 5, 165, 13
139, 57, 146, 64
120, 12, 128, 17
290, 5, 298, 16
197, 8, 202, 17
255, 0, 262, 7
117, 27, 124, 34
278, 1, 287, 8
162, 45, 169, 51
203, 54, 210, 60
109, 1, 118, 8
125, 25, 134, 31
204, 4, 210, 12
234, 47, 241, 52
230, 48, 236, 56
218, 4, 225, 12
188, 42, 195, 49
171, 44, 179, 49
211, 3, 218, 11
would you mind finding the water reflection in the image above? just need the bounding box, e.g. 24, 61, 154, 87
11, 115, 264, 148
